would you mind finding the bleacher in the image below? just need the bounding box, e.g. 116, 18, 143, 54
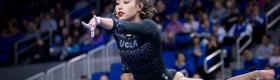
1, 0, 280, 80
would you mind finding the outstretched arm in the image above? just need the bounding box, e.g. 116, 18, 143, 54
227, 70, 275, 80
83, 16, 158, 36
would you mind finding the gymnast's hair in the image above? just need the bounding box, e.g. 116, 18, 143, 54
114, 0, 157, 19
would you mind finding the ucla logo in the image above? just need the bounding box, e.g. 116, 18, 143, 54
119, 40, 138, 48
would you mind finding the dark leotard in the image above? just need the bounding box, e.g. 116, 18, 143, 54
110, 19, 176, 80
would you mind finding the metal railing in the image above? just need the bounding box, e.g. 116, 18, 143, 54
236, 35, 252, 69
204, 49, 227, 80
67, 54, 87, 80
14, 30, 52, 66
45, 63, 67, 80
105, 40, 121, 72
25, 72, 45, 80
26, 40, 122, 80
265, 2, 280, 34
87, 45, 106, 79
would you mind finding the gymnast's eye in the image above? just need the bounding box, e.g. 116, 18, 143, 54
124, 1, 129, 4
116, 3, 120, 5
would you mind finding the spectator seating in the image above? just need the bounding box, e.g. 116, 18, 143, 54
232, 68, 251, 77
91, 72, 107, 80
275, 67, 280, 77
175, 34, 192, 49
109, 63, 123, 80
257, 59, 268, 70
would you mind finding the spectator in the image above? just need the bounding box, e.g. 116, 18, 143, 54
269, 47, 280, 68
54, 2, 64, 19
207, 36, 221, 55
61, 37, 80, 60
80, 75, 88, 80
244, 1, 256, 15
33, 16, 41, 28
243, 50, 261, 71
197, 20, 213, 38
25, 22, 40, 39
20, 19, 29, 33
99, 75, 108, 80
100, 6, 114, 18
228, 15, 252, 38
165, 13, 183, 34
199, 13, 210, 23
255, 35, 274, 60
174, 52, 196, 77
154, 15, 163, 29
225, 0, 238, 15
49, 7, 56, 18
155, 0, 166, 20
62, 14, 72, 28
100, 0, 112, 13
70, 19, 85, 35
79, 32, 92, 45
223, 7, 239, 31
72, 30, 80, 44
92, 28, 105, 45
209, 1, 226, 24
1, 20, 20, 37
49, 35, 63, 61
60, 27, 69, 42
84, 9, 97, 22
190, 36, 206, 66
162, 31, 175, 50
192, 1, 206, 15
212, 24, 226, 43
32, 39, 49, 63
246, 6, 265, 27
182, 14, 199, 33
75, 0, 88, 10
247, 7, 266, 43
39, 13, 57, 33
179, 0, 189, 8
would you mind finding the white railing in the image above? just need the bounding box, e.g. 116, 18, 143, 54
87, 45, 106, 79
265, 2, 280, 34
26, 40, 122, 80
105, 40, 121, 72
45, 63, 67, 80
25, 72, 45, 80
236, 35, 252, 69
68, 54, 87, 80
204, 49, 227, 80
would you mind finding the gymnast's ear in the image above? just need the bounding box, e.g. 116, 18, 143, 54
138, 2, 144, 12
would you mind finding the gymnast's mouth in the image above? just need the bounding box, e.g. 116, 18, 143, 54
118, 11, 125, 17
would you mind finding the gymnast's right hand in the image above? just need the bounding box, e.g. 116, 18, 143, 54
81, 15, 101, 38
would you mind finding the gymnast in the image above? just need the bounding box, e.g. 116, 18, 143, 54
82, 0, 275, 80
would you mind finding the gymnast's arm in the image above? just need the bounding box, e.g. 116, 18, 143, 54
98, 17, 158, 35
227, 70, 258, 80
227, 70, 275, 80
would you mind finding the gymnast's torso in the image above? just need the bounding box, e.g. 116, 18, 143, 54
110, 19, 168, 80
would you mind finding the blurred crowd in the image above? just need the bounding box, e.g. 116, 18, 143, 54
0, 0, 280, 79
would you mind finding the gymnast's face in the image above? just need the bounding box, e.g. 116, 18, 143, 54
115, 0, 142, 21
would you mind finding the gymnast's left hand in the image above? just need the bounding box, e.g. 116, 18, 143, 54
255, 69, 275, 80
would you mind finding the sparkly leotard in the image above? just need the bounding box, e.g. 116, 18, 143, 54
110, 19, 176, 80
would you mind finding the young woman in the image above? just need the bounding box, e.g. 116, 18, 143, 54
82, 0, 275, 80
